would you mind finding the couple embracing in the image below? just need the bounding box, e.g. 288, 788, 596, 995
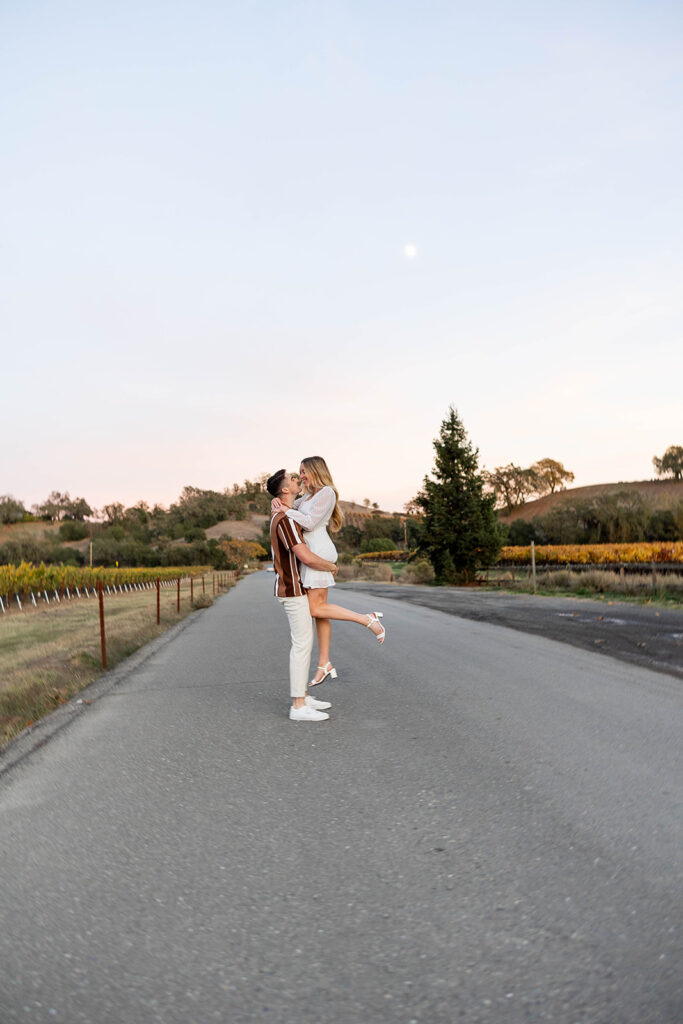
267, 457, 386, 722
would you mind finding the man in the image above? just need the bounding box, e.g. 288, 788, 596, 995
267, 469, 338, 722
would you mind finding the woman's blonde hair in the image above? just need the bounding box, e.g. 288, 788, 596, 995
300, 456, 344, 533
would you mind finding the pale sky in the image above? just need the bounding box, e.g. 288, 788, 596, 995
2, 0, 682, 514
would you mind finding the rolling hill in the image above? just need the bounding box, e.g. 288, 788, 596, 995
501, 479, 683, 523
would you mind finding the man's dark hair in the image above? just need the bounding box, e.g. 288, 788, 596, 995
266, 469, 286, 498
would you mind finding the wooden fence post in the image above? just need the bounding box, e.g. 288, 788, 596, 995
156, 578, 160, 624
531, 541, 537, 595
177, 577, 181, 613
98, 582, 107, 669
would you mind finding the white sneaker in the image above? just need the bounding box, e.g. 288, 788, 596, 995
289, 704, 330, 722
306, 695, 332, 711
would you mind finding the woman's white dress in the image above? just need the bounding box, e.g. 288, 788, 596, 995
286, 486, 338, 589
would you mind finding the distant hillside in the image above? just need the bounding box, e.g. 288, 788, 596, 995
339, 500, 392, 528
205, 516, 268, 541
0, 521, 86, 546
501, 480, 683, 523
0, 521, 59, 544
204, 501, 393, 539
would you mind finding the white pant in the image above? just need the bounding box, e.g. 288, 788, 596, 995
278, 596, 314, 698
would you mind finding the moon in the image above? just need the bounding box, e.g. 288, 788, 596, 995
403, 243, 418, 260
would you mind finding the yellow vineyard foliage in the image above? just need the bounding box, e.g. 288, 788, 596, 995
356, 550, 412, 562
218, 539, 268, 565
0, 563, 212, 598
498, 543, 683, 565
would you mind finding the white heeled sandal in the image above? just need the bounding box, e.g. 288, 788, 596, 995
309, 661, 338, 688
366, 611, 385, 644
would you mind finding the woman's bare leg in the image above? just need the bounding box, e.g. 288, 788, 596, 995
316, 617, 332, 664
307, 588, 383, 638
307, 590, 333, 683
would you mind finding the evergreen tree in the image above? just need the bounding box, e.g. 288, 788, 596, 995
415, 407, 502, 582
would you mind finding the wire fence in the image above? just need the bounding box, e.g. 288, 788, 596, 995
0, 569, 240, 669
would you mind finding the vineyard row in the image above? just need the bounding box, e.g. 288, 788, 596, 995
357, 542, 683, 566
498, 542, 683, 565
0, 563, 213, 613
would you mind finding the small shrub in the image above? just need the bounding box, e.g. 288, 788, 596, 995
361, 563, 394, 582
401, 559, 435, 584
335, 562, 394, 582
360, 536, 395, 553
184, 526, 207, 542
192, 593, 214, 609
548, 570, 572, 588
336, 563, 360, 581
581, 569, 613, 593
58, 521, 88, 541
219, 539, 268, 566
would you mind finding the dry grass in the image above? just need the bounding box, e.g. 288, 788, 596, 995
400, 560, 436, 584
0, 521, 62, 544
337, 562, 394, 582
0, 575, 232, 748
485, 567, 683, 605
204, 516, 268, 541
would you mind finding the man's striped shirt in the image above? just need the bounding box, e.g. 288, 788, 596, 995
270, 511, 306, 598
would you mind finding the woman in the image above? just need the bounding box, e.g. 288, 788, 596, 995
272, 455, 385, 687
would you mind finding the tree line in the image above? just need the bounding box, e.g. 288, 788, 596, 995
2, 435, 680, 582
0, 479, 274, 527
0, 479, 275, 570
505, 491, 683, 546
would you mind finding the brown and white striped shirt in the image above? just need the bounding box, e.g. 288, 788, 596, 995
270, 510, 307, 598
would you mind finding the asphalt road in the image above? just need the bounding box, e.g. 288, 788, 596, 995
1, 572, 681, 1024
339, 582, 683, 680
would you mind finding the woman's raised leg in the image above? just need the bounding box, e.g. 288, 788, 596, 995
307, 588, 385, 641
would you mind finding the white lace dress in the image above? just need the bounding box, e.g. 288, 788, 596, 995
286, 486, 338, 590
